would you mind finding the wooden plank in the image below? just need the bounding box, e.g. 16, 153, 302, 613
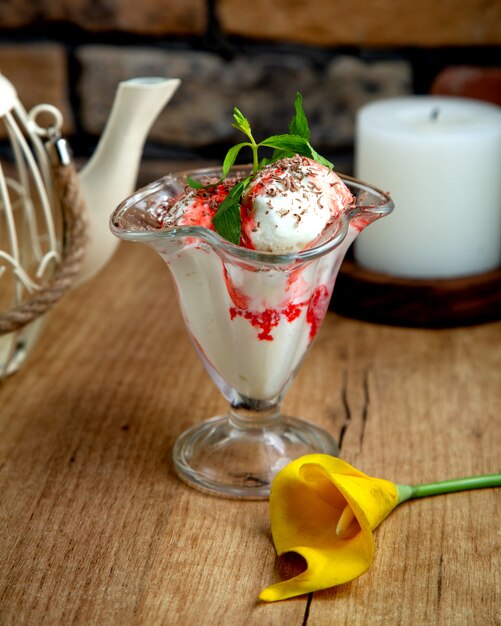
0, 240, 499, 625
302, 302, 501, 624
0, 243, 305, 625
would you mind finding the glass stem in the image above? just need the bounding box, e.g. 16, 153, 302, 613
397, 473, 501, 503
229, 399, 281, 430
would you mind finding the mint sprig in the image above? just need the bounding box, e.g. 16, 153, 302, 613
188, 93, 332, 244
212, 177, 251, 245
186, 176, 208, 190
289, 92, 310, 139
260, 135, 333, 169
264, 92, 310, 166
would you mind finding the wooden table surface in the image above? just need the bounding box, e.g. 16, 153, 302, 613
1, 169, 500, 625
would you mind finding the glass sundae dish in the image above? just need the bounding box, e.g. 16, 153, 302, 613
110, 98, 394, 498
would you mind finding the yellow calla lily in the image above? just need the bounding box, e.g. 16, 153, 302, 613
259, 455, 501, 602
259, 454, 400, 602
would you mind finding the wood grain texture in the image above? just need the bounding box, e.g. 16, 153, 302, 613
1, 237, 500, 625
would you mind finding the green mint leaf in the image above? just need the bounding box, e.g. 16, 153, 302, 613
260, 134, 311, 154
222, 142, 251, 179
186, 176, 208, 190
308, 144, 334, 169
289, 92, 310, 140
267, 148, 295, 164
213, 177, 251, 245
268, 92, 310, 162
260, 134, 334, 170
263, 94, 333, 169
259, 156, 274, 169
231, 108, 252, 139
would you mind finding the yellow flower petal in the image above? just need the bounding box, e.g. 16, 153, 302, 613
259, 454, 399, 602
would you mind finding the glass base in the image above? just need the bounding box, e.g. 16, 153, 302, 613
172, 414, 339, 499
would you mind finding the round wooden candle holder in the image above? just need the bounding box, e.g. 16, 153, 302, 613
330, 252, 501, 328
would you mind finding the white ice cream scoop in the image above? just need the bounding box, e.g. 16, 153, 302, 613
241, 156, 354, 253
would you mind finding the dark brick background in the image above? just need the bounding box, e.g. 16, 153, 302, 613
1, 0, 500, 172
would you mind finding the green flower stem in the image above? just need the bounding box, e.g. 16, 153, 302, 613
397, 473, 501, 504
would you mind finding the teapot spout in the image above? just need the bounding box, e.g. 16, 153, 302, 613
77, 77, 180, 284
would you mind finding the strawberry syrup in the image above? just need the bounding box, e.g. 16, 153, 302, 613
227, 280, 330, 342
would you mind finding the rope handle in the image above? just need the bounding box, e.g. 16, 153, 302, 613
0, 140, 88, 334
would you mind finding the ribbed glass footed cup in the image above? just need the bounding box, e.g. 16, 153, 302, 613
110, 166, 394, 499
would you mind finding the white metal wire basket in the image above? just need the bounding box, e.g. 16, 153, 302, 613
0, 73, 85, 378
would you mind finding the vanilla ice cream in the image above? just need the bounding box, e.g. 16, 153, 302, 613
241, 156, 353, 253
137, 156, 355, 401
117, 159, 356, 401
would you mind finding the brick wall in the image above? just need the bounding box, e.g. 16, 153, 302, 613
1, 0, 500, 172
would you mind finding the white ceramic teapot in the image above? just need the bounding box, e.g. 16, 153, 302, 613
78, 76, 180, 283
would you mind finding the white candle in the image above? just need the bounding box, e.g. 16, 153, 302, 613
354, 96, 501, 278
